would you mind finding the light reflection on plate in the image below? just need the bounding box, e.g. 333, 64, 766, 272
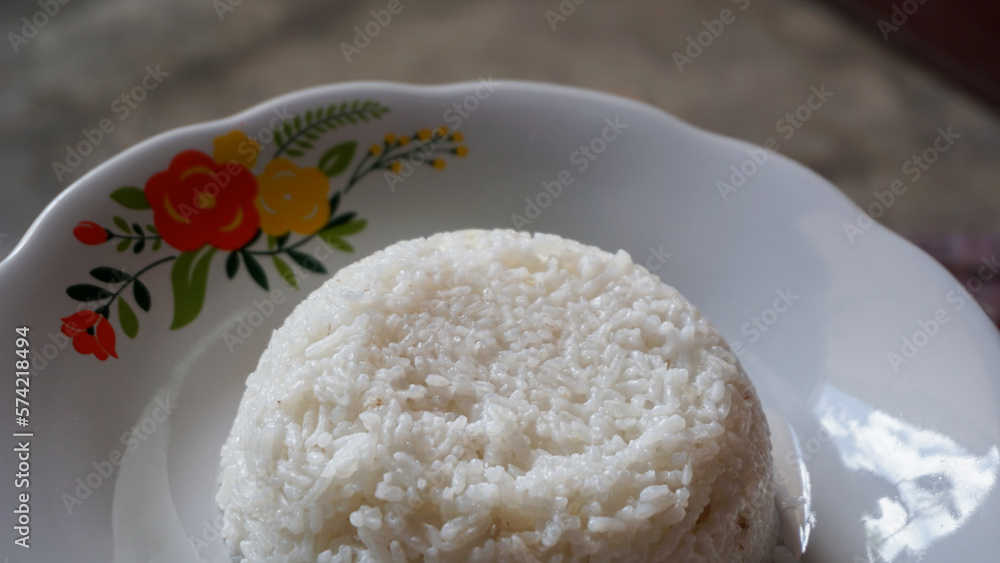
817, 384, 1000, 562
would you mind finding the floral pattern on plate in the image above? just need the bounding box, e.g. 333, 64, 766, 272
63, 100, 467, 360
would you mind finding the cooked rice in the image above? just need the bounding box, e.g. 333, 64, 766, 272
217, 229, 778, 562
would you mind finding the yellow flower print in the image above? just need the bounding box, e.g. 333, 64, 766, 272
213, 130, 260, 168
255, 158, 330, 236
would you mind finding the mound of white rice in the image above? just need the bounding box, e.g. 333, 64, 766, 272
217, 229, 778, 562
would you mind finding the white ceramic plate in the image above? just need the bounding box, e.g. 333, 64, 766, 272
1, 81, 998, 562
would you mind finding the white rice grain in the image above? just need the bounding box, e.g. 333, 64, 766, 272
217, 229, 778, 562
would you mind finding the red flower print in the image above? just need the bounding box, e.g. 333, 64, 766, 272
61, 310, 118, 360
144, 150, 260, 252
73, 221, 110, 245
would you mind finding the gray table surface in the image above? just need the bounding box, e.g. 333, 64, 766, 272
2, 0, 998, 263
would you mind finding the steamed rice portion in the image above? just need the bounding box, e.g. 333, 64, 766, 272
217, 229, 778, 562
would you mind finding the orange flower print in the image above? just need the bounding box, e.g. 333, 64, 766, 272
144, 150, 261, 252
61, 310, 118, 360
213, 130, 260, 169
255, 158, 330, 236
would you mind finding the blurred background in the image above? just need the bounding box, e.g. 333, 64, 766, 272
1, 0, 997, 321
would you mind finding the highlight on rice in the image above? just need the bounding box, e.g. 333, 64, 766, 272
216, 229, 779, 562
